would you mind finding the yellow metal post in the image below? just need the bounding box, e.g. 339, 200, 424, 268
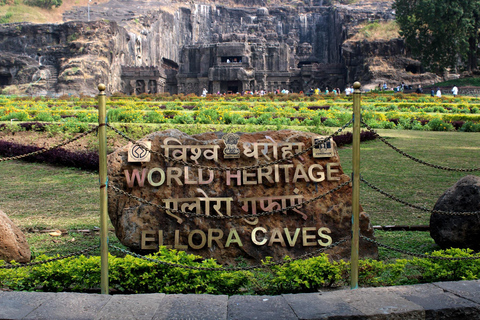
97, 84, 109, 294
351, 81, 361, 289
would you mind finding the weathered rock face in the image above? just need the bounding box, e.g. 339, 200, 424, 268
107, 129, 377, 264
0, 0, 426, 96
342, 39, 439, 89
0, 21, 134, 96
430, 175, 480, 250
0, 210, 31, 263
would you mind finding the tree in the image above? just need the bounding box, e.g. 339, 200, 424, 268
25, 0, 62, 9
394, 0, 480, 73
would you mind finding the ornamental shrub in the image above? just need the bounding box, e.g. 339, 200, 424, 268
427, 118, 454, 131
33, 112, 55, 122
145, 111, 167, 123
411, 248, 480, 282
459, 121, 480, 132
1, 111, 29, 121
263, 254, 346, 294
172, 113, 195, 124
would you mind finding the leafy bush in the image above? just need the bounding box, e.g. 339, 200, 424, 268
427, 118, 454, 131
1, 111, 29, 121
24, 0, 62, 9
459, 121, 480, 132
2, 247, 480, 294
412, 248, 480, 282
263, 254, 346, 294
33, 112, 55, 122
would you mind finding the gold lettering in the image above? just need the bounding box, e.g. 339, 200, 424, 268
258, 166, 274, 184
199, 169, 214, 185
174, 230, 187, 249
147, 168, 166, 187
327, 163, 340, 181
242, 170, 257, 185
284, 228, 300, 247
274, 164, 280, 183
226, 229, 243, 247
188, 230, 207, 249
308, 164, 325, 182
302, 227, 317, 246
226, 170, 241, 186
124, 168, 148, 187
141, 230, 157, 250
167, 167, 183, 186
317, 227, 332, 246
208, 229, 224, 248
252, 227, 268, 246
184, 167, 198, 185
268, 228, 286, 247
293, 164, 310, 183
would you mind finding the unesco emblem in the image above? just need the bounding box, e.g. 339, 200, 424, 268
128, 141, 151, 162
312, 136, 334, 158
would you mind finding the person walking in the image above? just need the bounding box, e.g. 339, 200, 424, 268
452, 85, 458, 97
415, 85, 423, 94
436, 87, 442, 98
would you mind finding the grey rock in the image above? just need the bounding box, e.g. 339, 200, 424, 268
430, 175, 480, 250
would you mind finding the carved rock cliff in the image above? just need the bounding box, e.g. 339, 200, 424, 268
0, 0, 436, 95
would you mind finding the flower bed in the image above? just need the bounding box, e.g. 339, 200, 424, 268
1, 93, 479, 132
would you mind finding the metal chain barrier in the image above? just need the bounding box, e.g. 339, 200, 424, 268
360, 235, 480, 260
361, 120, 480, 172
110, 179, 351, 220
109, 238, 349, 271
0, 126, 99, 162
0, 245, 100, 269
106, 119, 353, 172
361, 176, 480, 216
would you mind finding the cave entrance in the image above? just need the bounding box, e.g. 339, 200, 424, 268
405, 64, 422, 74
221, 81, 242, 94
221, 56, 242, 63
0, 73, 12, 86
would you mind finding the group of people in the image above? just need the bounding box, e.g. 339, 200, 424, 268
382, 82, 459, 98
202, 84, 460, 97
428, 85, 458, 98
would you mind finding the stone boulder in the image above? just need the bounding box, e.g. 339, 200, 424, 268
107, 129, 377, 264
430, 175, 480, 250
0, 210, 31, 263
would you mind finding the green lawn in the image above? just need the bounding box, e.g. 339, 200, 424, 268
1, 127, 479, 261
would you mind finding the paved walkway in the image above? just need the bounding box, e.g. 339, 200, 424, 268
1, 280, 480, 319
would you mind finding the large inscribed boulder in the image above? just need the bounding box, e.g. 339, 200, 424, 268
430, 175, 480, 250
0, 210, 31, 263
107, 129, 377, 264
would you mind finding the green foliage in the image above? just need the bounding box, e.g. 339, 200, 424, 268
24, 0, 62, 9
263, 254, 346, 294
394, 0, 480, 72
427, 118, 454, 131
412, 248, 480, 282
0, 110, 29, 121
172, 113, 195, 124
33, 111, 55, 122
145, 111, 166, 123
0, 12, 12, 23
2, 247, 480, 294
459, 120, 480, 132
